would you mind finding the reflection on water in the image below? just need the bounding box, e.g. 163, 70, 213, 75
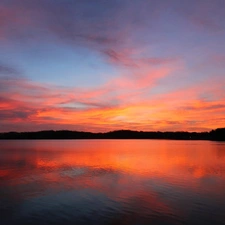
0, 140, 225, 225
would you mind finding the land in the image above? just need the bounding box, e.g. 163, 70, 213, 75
0, 128, 224, 141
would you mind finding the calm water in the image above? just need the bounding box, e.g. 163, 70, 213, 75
0, 140, 225, 225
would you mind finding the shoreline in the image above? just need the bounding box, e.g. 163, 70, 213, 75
0, 128, 224, 141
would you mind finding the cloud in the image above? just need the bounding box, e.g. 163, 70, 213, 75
0, 109, 34, 120
0, 62, 20, 75
0, 0, 174, 66
174, 0, 225, 32
181, 103, 225, 111
103, 49, 177, 67
1, 65, 224, 132
0, 0, 225, 132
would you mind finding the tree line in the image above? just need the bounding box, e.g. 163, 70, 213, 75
0, 128, 224, 141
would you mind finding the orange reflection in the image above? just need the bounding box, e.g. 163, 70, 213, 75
1, 140, 225, 221
1, 140, 225, 182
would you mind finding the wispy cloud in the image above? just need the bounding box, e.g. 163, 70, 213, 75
0, 0, 225, 132
0, 68, 224, 132
0, 62, 20, 75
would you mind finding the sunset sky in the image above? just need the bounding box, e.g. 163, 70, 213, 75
1, 0, 225, 132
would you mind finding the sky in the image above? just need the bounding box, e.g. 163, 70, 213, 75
0, 0, 225, 132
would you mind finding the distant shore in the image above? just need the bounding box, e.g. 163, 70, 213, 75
0, 128, 224, 141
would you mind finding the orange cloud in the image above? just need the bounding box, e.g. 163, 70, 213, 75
1, 70, 225, 132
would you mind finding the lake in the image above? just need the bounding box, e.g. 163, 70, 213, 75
0, 140, 225, 225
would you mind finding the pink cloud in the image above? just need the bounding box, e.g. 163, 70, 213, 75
0, 1, 225, 132
1, 62, 225, 132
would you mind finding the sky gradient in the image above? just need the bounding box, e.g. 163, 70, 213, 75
1, 0, 225, 132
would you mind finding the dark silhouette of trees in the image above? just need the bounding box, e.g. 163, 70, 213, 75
0, 128, 224, 140
209, 128, 225, 141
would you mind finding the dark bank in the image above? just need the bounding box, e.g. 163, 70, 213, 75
0, 127, 224, 141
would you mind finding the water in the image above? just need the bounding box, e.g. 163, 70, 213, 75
0, 140, 225, 225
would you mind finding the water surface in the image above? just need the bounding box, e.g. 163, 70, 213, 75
1, 140, 225, 225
